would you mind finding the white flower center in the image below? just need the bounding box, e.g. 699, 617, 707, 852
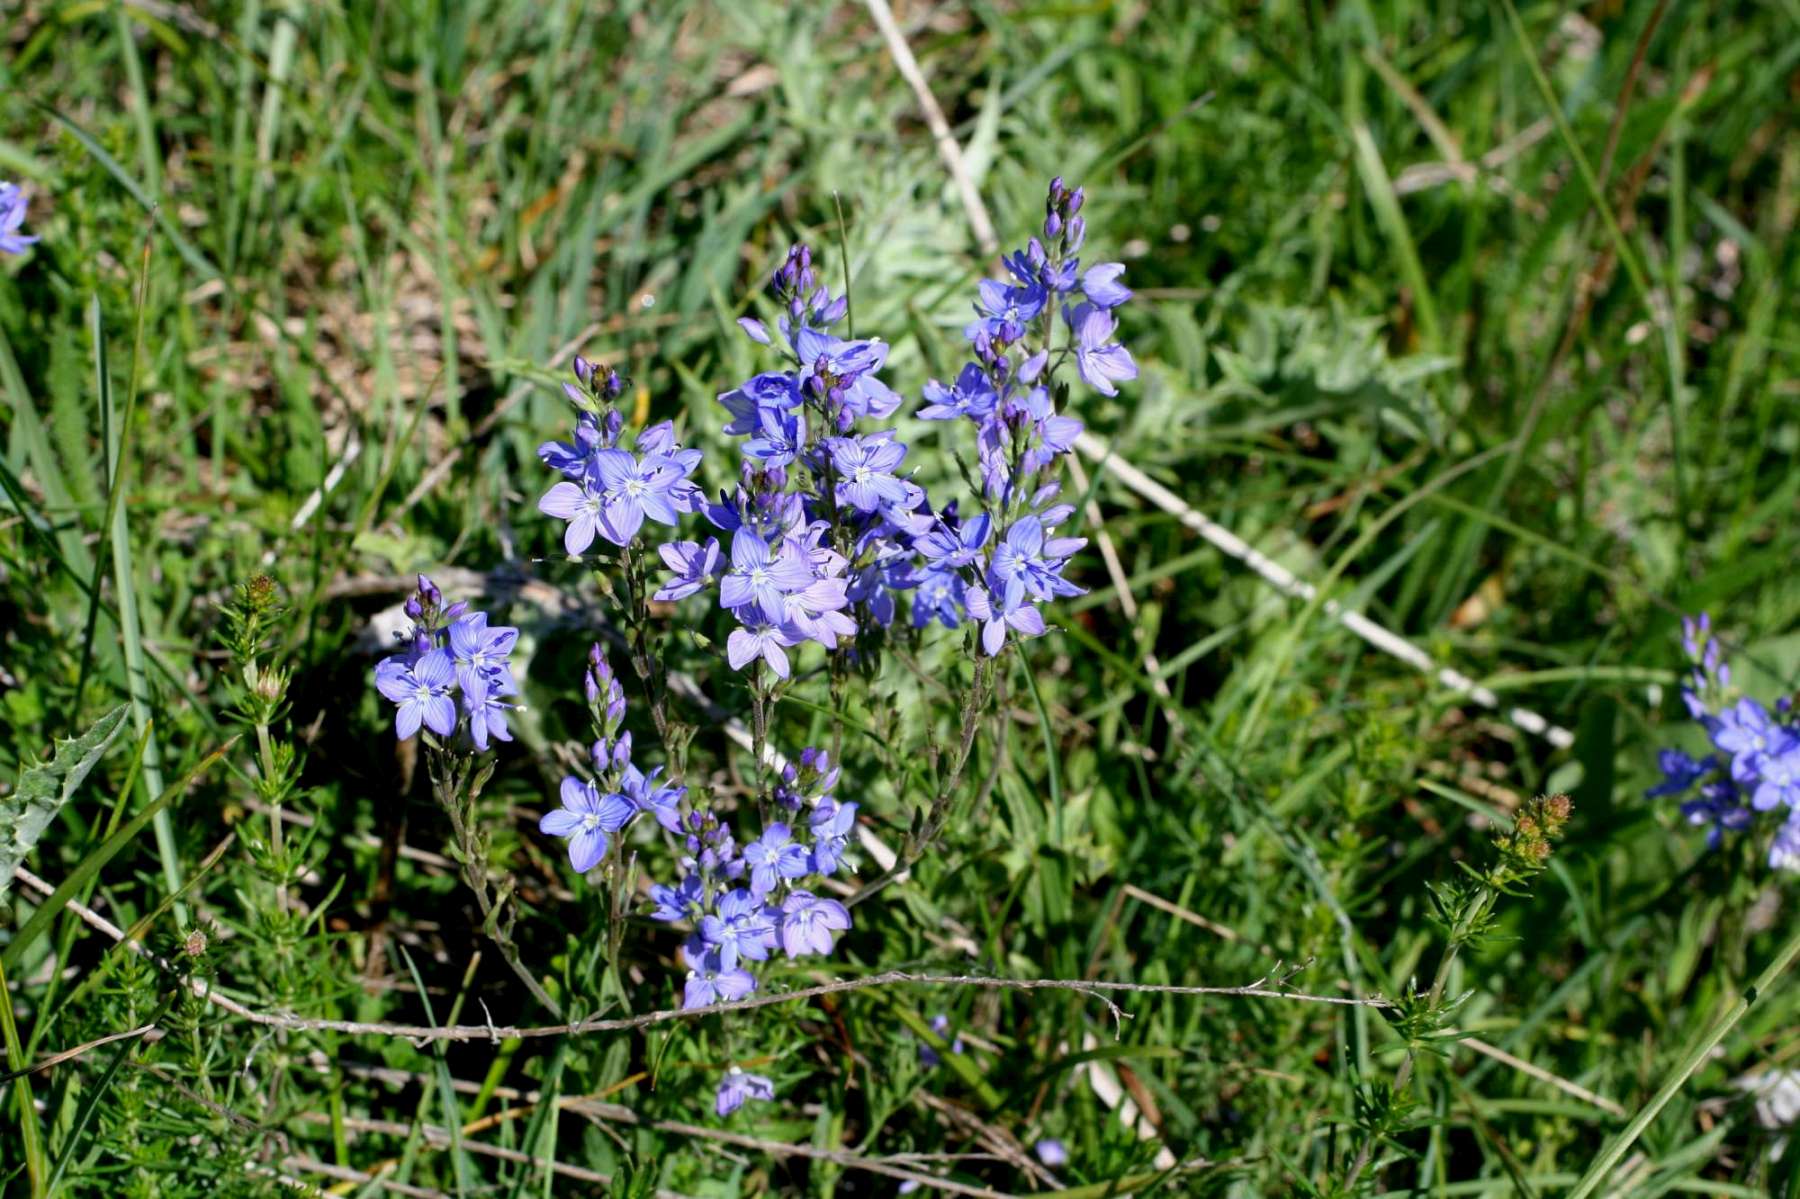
582, 812, 602, 832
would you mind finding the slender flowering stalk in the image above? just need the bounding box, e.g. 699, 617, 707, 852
369, 576, 556, 1014
536, 358, 703, 739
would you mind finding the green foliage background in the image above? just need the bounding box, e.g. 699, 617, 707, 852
1, 0, 1797, 1194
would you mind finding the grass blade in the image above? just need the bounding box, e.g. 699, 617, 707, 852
0, 953, 47, 1197
1567, 919, 1800, 1198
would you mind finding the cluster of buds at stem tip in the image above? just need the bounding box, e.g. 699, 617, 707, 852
1042, 174, 1086, 253
1494, 793, 1573, 873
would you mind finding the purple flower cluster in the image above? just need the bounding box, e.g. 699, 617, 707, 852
536, 358, 705, 555
0, 182, 38, 256
643, 178, 1128, 668
911, 176, 1128, 653
373, 575, 518, 748
1650, 614, 1800, 869
643, 246, 912, 677
537, 644, 688, 873
644, 748, 856, 1010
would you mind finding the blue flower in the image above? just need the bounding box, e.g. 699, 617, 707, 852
374, 648, 457, 740
0, 183, 38, 256
447, 612, 519, 693
649, 873, 705, 922
919, 364, 999, 422
539, 778, 636, 873
1713, 698, 1779, 781
1034, 1139, 1068, 1168
461, 669, 516, 752
919, 1012, 963, 1067
776, 890, 851, 957
795, 328, 900, 421
910, 568, 967, 630
1751, 733, 1800, 812
1771, 815, 1800, 872
590, 448, 684, 539
918, 512, 991, 570
989, 516, 1085, 613
826, 434, 918, 513
1080, 262, 1131, 308
1069, 303, 1138, 396
622, 763, 687, 833
1680, 780, 1752, 848
715, 1067, 776, 1117
1021, 388, 1084, 470
809, 799, 858, 875
782, 576, 856, 650
744, 823, 810, 897
654, 537, 721, 601
725, 619, 802, 679
720, 530, 815, 623
1645, 748, 1711, 798
965, 272, 1046, 344
719, 372, 802, 436
537, 412, 606, 478
744, 406, 805, 467
966, 584, 1047, 657
699, 887, 776, 970
681, 940, 757, 1008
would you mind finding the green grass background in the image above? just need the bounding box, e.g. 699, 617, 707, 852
1, 0, 1798, 1194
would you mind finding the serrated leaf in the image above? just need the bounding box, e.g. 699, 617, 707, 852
0, 704, 128, 902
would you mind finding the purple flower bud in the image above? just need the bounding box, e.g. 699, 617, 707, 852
600, 409, 623, 444
1044, 212, 1062, 239
1067, 186, 1084, 215
1066, 216, 1085, 252
404, 596, 424, 620
612, 731, 633, 769
573, 355, 592, 384
602, 367, 623, 399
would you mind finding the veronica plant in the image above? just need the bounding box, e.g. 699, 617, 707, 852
370, 575, 558, 1012
512, 177, 1135, 1109
1648, 614, 1800, 869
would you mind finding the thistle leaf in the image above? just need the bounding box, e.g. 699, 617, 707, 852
0, 704, 128, 902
